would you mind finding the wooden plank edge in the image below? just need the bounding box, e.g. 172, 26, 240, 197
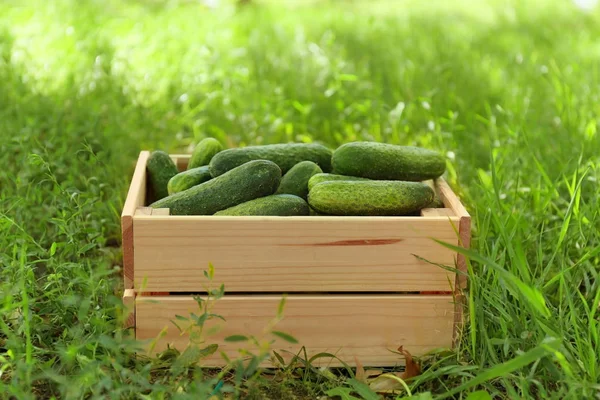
452, 293, 465, 348
170, 154, 191, 171
435, 178, 470, 218
139, 292, 170, 296
135, 294, 451, 301
123, 289, 136, 330
135, 207, 170, 216
132, 214, 462, 222
122, 151, 151, 218
455, 216, 471, 290
435, 178, 471, 287
122, 215, 134, 289
452, 216, 471, 347
135, 207, 153, 216
169, 154, 191, 161
420, 208, 455, 217
121, 151, 150, 289
435, 178, 471, 348
137, 291, 453, 297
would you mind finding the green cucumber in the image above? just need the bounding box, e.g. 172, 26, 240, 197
209, 143, 332, 177
427, 193, 445, 208
215, 194, 309, 216
308, 180, 434, 216
332, 142, 446, 181
150, 160, 281, 215
307, 173, 370, 191
276, 161, 323, 200
167, 166, 212, 195
147, 150, 179, 201
188, 138, 223, 169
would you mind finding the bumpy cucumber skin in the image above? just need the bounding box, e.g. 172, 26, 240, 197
332, 142, 446, 181
151, 160, 281, 215
188, 138, 223, 169
147, 150, 179, 201
427, 193, 445, 208
275, 161, 323, 200
167, 166, 212, 195
209, 143, 332, 177
308, 180, 434, 216
215, 194, 309, 216
307, 173, 370, 191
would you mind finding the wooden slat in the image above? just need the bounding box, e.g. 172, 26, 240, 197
420, 208, 455, 217
436, 179, 471, 288
170, 154, 191, 171
132, 216, 460, 292
136, 294, 456, 367
121, 151, 150, 289
436, 179, 468, 218
135, 207, 170, 216
152, 208, 170, 216
435, 179, 471, 347
135, 207, 153, 216
122, 289, 136, 329
452, 294, 465, 348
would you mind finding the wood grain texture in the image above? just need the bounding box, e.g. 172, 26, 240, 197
136, 207, 170, 216
420, 208, 455, 217
132, 216, 460, 292
456, 216, 471, 289
152, 208, 170, 216
452, 294, 466, 348
121, 151, 150, 289
436, 179, 471, 289
136, 294, 456, 367
136, 207, 153, 216
436, 179, 471, 346
122, 289, 136, 329
436, 179, 469, 219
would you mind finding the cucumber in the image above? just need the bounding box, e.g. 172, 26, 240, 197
150, 160, 281, 215
332, 142, 446, 181
307, 173, 370, 191
188, 138, 223, 169
275, 161, 323, 200
209, 143, 332, 177
167, 166, 212, 195
427, 193, 445, 208
308, 180, 434, 216
147, 150, 179, 201
215, 194, 309, 216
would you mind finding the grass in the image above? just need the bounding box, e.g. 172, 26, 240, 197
1, 0, 600, 398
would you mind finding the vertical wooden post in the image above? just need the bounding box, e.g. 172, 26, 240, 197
435, 178, 471, 347
121, 151, 150, 289
122, 289, 136, 330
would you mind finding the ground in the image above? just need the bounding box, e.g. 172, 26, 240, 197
1, 0, 599, 399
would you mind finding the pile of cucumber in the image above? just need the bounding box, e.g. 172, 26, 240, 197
147, 139, 446, 216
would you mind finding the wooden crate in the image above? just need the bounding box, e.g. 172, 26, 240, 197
121, 151, 470, 367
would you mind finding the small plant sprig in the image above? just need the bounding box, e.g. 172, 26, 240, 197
148, 262, 300, 398
221, 292, 299, 396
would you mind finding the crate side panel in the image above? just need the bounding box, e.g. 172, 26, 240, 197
133, 218, 460, 292
136, 294, 455, 367
121, 151, 150, 289
122, 289, 135, 329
